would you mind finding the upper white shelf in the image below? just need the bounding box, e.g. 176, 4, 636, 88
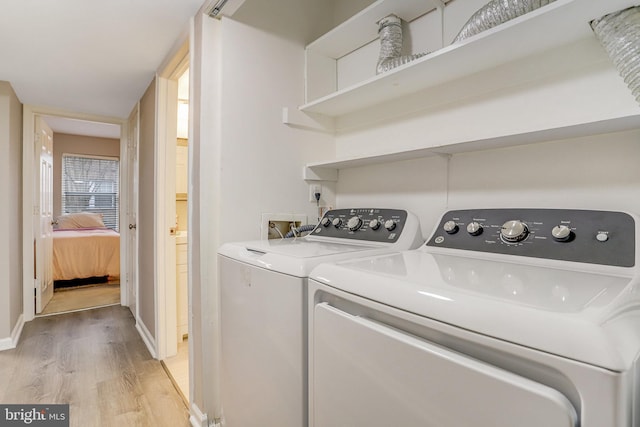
308, 0, 445, 58
301, 0, 637, 117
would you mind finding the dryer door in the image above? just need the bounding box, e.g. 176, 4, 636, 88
311, 303, 578, 427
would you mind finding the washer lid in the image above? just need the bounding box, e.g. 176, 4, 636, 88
218, 239, 386, 277
228, 238, 376, 257
310, 251, 640, 371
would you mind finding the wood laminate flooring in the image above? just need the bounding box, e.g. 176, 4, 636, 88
41, 283, 121, 315
0, 305, 190, 427
162, 340, 189, 404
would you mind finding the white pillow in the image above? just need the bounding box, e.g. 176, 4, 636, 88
56, 212, 105, 229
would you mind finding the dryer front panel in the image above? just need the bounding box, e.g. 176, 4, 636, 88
312, 302, 578, 427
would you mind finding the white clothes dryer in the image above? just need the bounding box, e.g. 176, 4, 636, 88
217, 208, 423, 427
308, 208, 640, 427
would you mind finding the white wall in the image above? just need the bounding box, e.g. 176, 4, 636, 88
447, 130, 640, 212
217, 17, 335, 242
0, 81, 23, 344
138, 78, 157, 342
190, 10, 219, 419
337, 129, 640, 239
191, 7, 336, 421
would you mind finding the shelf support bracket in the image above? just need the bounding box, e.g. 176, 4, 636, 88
303, 165, 338, 182
282, 107, 335, 133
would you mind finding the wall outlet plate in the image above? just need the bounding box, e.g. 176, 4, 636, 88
309, 184, 322, 202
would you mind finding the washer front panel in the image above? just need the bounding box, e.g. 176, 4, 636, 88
426, 209, 635, 267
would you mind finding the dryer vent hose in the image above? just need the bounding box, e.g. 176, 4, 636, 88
453, 0, 556, 44
284, 224, 317, 238
376, 14, 427, 74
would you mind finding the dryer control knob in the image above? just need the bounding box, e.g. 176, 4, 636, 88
501, 220, 528, 242
321, 217, 332, 227
443, 221, 459, 234
466, 222, 483, 236
347, 216, 363, 231
369, 219, 381, 230
551, 225, 572, 242
384, 219, 397, 231
332, 218, 342, 228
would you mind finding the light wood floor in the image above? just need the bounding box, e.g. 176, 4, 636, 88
0, 305, 190, 427
41, 283, 121, 315
162, 340, 189, 404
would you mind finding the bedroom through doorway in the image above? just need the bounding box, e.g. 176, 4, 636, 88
33, 114, 124, 316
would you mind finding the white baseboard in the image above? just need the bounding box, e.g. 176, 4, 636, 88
189, 402, 208, 427
0, 337, 12, 351
0, 314, 25, 351
135, 318, 157, 359
11, 314, 24, 346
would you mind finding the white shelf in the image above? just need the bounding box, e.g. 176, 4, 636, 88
303, 115, 640, 178
307, 0, 444, 59
301, 0, 637, 117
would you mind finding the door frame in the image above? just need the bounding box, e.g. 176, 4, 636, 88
155, 40, 189, 360
22, 105, 127, 321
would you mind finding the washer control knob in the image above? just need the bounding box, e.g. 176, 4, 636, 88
347, 216, 363, 231
332, 218, 342, 228
596, 232, 609, 242
501, 220, 528, 242
443, 221, 459, 234
369, 219, 381, 230
384, 219, 397, 231
321, 217, 332, 227
466, 222, 483, 236
551, 225, 572, 242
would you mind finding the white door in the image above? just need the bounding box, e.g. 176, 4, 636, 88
311, 303, 578, 427
127, 106, 139, 318
35, 116, 54, 313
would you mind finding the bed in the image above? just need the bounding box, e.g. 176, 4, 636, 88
52, 212, 120, 283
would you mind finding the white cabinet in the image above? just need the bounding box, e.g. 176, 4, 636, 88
299, 0, 640, 176
176, 144, 188, 195
177, 241, 188, 340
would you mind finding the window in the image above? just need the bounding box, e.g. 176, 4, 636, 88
61, 154, 120, 231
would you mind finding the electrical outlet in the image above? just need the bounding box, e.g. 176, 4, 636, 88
309, 184, 322, 202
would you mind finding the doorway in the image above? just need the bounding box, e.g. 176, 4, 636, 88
40, 117, 122, 316
22, 106, 128, 322
161, 64, 191, 404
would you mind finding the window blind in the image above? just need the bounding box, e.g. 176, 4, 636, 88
61, 154, 120, 231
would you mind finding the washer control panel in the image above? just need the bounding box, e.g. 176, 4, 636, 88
312, 208, 407, 243
427, 209, 635, 267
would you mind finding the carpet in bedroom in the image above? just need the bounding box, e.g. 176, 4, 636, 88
40, 282, 120, 315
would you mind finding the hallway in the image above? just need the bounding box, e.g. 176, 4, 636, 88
0, 305, 189, 427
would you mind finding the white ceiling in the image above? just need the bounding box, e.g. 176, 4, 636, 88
0, 0, 206, 134
42, 116, 121, 139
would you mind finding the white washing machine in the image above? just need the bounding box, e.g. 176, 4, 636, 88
217, 208, 423, 427
308, 208, 640, 427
